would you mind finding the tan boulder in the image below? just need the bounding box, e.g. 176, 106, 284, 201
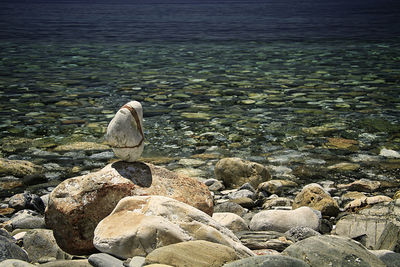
45, 161, 213, 255
292, 183, 339, 217
93, 196, 253, 259
215, 158, 271, 189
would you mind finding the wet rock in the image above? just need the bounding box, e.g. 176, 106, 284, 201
88, 253, 124, 267
9, 192, 45, 213
145, 240, 240, 267
22, 229, 71, 263
0, 235, 29, 262
249, 207, 321, 232
323, 137, 358, 151
215, 158, 271, 189
370, 250, 400, 267
46, 161, 213, 255
284, 226, 321, 242
380, 148, 400, 158
9, 209, 45, 230
327, 162, 360, 171
53, 142, 109, 152
236, 231, 293, 251
212, 212, 248, 232
94, 196, 253, 258
105, 101, 144, 162
222, 255, 309, 267
0, 158, 45, 180
283, 235, 386, 267
292, 183, 339, 217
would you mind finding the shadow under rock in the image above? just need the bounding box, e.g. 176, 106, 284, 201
111, 161, 152, 188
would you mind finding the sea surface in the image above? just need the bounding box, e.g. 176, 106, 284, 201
0, 0, 399, 186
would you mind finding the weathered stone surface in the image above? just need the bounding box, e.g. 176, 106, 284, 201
9, 192, 45, 213
46, 161, 213, 255
344, 195, 392, 211
283, 235, 386, 267
236, 231, 293, 252
94, 196, 253, 259
22, 229, 71, 263
212, 212, 248, 232
39, 260, 92, 267
215, 158, 271, 189
0, 259, 35, 267
292, 183, 339, 217
338, 179, 381, 193
9, 210, 45, 230
262, 197, 293, 210
105, 101, 144, 162
145, 240, 240, 267
335, 201, 400, 251
250, 207, 321, 232
88, 253, 124, 267
0, 236, 29, 262
222, 255, 309, 267
214, 201, 247, 217
0, 158, 44, 179
284, 226, 321, 242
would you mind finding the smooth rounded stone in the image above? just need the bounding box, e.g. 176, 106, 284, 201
215, 158, 271, 189
53, 142, 109, 152
9, 210, 45, 230
144, 240, 240, 267
338, 179, 381, 193
222, 255, 309, 267
0, 236, 29, 262
292, 183, 339, 217
228, 189, 255, 200
22, 229, 71, 263
257, 180, 298, 196
94, 196, 253, 259
9, 192, 45, 213
284, 226, 321, 242
327, 162, 360, 171
250, 206, 321, 232
88, 253, 124, 267
380, 148, 400, 158
105, 101, 144, 162
212, 212, 248, 232
236, 231, 293, 252
283, 235, 386, 267
205, 179, 225, 191
38, 260, 92, 267
238, 183, 256, 193
0, 259, 35, 267
214, 201, 248, 217
126, 256, 145, 267
370, 250, 400, 267
45, 161, 213, 255
262, 196, 293, 210
0, 158, 44, 179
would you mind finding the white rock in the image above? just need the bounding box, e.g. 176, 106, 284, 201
106, 101, 144, 162
379, 148, 400, 158
93, 195, 254, 259
249, 206, 321, 232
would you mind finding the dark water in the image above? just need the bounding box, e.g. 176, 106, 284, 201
0, 0, 399, 185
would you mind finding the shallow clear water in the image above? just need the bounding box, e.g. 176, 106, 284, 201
0, 0, 399, 185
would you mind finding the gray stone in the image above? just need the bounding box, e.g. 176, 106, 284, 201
88, 253, 124, 267
105, 101, 144, 162
223, 255, 309, 267
0, 236, 29, 262
126, 256, 146, 267
9, 192, 45, 213
214, 201, 247, 217
22, 229, 71, 263
250, 207, 321, 232
10, 210, 45, 230
283, 235, 386, 267
370, 250, 400, 267
39, 260, 92, 267
228, 189, 255, 200
0, 259, 35, 267
236, 231, 293, 251
284, 226, 321, 242
0, 229, 13, 240
262, 196, 293, 210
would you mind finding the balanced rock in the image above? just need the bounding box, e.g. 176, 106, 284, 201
145, 240, 240, 267
45, 161, 213, 255
93, 195, 253, 258
283, 235, 386, 267
215, 157, 271, 189
250, 206, 321, 232
105, 101, 144, 162
292, 183, 339, 217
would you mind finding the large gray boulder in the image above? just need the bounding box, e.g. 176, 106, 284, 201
283, 235, 386, 267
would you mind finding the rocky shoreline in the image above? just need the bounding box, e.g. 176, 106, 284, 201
0, 154, 400, 266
